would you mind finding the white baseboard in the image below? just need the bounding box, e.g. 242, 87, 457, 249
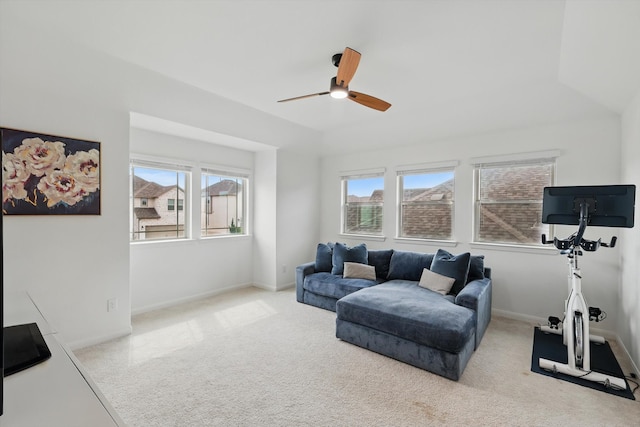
67, 325, 133, 351
277, 281, 295, 291
252, 281, 295, 292
252, 282, 277, 292
491, 308, 619, 340
492, 308, 547, 327
614, 335, 640, 378
131, 283, 254, 316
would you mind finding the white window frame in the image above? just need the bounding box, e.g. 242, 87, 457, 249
340, 168, 385, 238
200, 167, 250, 238
396, 161, 458, 242
130, 157, 192, 243
471, 151, 558, 247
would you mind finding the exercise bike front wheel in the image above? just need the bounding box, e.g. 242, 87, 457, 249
574, 312, 584, 368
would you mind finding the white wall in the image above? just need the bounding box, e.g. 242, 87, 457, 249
129, 128, 255, 312
252, 150, 278, 290
275, 149, 321, 289
320, 117, 623, 330
0, 8, 321, 347
620, 90, 640, 369
1, 100, 132, 349
252, 148, 321, 291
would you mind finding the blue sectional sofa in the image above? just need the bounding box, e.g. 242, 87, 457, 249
295, 243, 492, 380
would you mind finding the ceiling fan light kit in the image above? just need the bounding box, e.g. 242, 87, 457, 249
329, 77, 349, 99
278, 47, 391, 111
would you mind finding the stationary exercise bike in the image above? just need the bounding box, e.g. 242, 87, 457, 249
537, 185, 636, 391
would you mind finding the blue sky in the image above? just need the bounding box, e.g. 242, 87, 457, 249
136, 167, 452, 196
134, 167, 185, 187
348, 171, 454, 197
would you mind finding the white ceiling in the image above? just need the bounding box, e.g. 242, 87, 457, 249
3, 0, 639, 152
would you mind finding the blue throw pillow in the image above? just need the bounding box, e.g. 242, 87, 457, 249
467, 255, 485, 283
315, 243, 335, 272
368, 249, 394, 278
430, 249, 471, 295
331, 242, 368, 275
386, 251, 434, 281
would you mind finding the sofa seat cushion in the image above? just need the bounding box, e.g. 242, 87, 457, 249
336, 281, 475, 354
303, 272, 378, 300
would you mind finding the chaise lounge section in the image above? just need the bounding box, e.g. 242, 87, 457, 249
296, 243, 492, 380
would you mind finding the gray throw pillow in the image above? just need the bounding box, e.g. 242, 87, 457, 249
343, 262, 377, 281
419, 268, 455, 295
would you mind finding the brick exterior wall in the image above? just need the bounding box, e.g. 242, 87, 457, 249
401, 204, 452, 239
477, 203, 545, 243
477, 163, 552, 244
342, 164, 551, 243
400, 179, 454, 239
480, 164, 551, 200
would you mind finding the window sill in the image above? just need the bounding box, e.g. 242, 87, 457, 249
199, 234, 251, 242
470, 242, 558, 255
130, 238, 195, 247
339, 233, 387, 243
393, 238, 458, 248
131, 234, 252, 247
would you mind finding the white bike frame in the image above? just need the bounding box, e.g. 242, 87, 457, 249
539, 248, 626, 390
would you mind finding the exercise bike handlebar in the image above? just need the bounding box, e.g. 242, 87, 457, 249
541, 233, 616, 252
541, 201, 617, 253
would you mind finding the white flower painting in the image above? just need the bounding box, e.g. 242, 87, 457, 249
2, 128, 100, 214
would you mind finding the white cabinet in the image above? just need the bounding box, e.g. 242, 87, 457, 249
1, 293, 124, 427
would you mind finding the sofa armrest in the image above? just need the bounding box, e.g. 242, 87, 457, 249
296, 262, 316, 303
455, 277, 492, 349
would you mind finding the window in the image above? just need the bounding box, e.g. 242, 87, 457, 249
341, 172, 384, 236
474, 158, 554, 245
130, 161, 189, 241
398, 168, 455, 240
167, 198, 184, 211
201, 171, 247, 237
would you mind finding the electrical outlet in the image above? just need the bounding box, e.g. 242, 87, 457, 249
282, 264, 287, 273
107, 298, 119, 312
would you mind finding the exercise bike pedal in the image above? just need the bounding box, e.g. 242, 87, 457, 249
589, 307, 606, 322
547, 316, 561, 329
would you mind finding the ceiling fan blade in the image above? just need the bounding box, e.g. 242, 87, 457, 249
348, 91, 391, 111
277, 92, 329, 103
336, 47, 361, 87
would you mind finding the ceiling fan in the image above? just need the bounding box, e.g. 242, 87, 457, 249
277, 47, 391, 112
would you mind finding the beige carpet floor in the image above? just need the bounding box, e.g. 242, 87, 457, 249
75, 287, 640, 426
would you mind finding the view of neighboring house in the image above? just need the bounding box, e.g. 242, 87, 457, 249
345, 191, 384, 234
349, 165, 549, 243
478, 165, 551, 243
401, 179, 454, 240
201, 178, 243, 236
132, 175, 185, 240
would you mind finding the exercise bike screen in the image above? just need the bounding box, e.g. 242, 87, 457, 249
542, 185, 635, 228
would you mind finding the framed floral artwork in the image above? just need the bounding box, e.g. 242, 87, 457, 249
2, 127, 101, 215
